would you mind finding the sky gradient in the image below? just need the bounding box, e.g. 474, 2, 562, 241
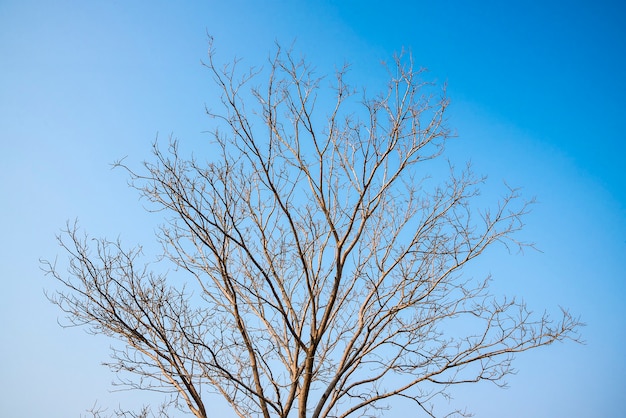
1, 1, 624, 417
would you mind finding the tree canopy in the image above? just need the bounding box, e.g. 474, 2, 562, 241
44, 39, 581, 418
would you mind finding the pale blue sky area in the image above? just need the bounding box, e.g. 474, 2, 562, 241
1, 1, 624, 417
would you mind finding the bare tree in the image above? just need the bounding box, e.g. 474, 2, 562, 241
44, 39, 581, 418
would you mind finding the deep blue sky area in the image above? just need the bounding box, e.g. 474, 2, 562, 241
1, 1, 624, 417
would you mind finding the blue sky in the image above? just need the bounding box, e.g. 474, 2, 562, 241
1, 1, 624, 417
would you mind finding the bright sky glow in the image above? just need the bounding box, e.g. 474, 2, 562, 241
1, 1, 624, 417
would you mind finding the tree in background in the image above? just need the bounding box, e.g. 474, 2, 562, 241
43, 39, 581, 418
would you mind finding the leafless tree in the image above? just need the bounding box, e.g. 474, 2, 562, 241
43, 39, 581, 418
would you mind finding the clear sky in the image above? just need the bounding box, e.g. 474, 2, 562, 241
1, 1, 624, 417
